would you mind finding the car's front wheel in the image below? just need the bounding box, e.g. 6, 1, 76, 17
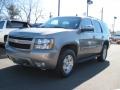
56, 49, 76, 77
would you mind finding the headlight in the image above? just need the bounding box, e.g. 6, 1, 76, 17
34, 38, 54, 49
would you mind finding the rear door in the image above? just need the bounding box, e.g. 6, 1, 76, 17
92, 20, 103, 54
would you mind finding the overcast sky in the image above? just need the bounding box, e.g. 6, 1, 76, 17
38, 0, 120, 31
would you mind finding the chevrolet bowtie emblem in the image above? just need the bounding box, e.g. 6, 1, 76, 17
14, 39, 18, 43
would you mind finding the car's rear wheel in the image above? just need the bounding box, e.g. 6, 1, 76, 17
97, 45, 108, 62
117, 42, 120, 44
56, 49, 76, 77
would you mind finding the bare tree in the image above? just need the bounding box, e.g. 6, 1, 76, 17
18, 0, 43, 23
0, 0, 6, 19
0, 0, 5, 14
0, 0, 44, 22
6, 4, 20, 20
34, 0, 44, 24
18, 0, 35, 23
0, 0, 20, 20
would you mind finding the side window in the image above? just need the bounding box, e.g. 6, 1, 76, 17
80, 18, 92, 27
6, 21, 28, 28
92, 20, 102, 33
11, 22, 24, 28
50, 20, 58, 25
100, 21, 110, 34
22, 23, 28, 28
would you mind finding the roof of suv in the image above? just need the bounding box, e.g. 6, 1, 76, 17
55, 16, 101, 21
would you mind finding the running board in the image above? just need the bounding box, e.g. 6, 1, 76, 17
76, 55, 99, 63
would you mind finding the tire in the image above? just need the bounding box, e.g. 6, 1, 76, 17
117, 42, 120, 44
97, 45, 108, 62
56, 49, 76, 77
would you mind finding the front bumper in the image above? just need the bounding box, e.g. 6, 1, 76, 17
6, 46, 59, 69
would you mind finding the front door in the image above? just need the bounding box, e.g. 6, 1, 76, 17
78, 18, 95, 59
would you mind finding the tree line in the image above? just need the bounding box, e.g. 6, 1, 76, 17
0, 0, 44, 24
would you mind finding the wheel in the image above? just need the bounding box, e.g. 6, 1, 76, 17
97, 45, 108, 62
117, 42, 120, 44
56, 49, 76, 77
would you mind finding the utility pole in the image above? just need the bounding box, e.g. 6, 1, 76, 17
49, 12, 52, 18
87, 3, 88, 16
87, 0, 93, 16
101, 8, 103, 21
113, 16, 117, 34
58, 0, 60, 16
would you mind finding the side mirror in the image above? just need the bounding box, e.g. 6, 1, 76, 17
80, 25, 94, 32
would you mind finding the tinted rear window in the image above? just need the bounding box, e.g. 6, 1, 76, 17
6, 21, 28, 28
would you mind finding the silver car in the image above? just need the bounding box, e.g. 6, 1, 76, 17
6, 16, 110, 77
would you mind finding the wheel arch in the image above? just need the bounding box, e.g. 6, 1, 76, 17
103, 40, 109, 49
59, 43, 79, 57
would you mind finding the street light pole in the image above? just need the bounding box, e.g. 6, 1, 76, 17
113, 16, 117, 34
49, 12, 52, 18
87, 0, 93, 16
87, 2, 88, 16
101, 8, 104, 21
58, 0, 60, 16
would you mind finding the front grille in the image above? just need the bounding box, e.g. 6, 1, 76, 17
8, 36, 33, 49
9, 42, 31, 49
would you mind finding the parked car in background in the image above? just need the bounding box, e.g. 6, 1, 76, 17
110, 34, 120, 44
0, 20, 30, 47
6, 16, 110, 77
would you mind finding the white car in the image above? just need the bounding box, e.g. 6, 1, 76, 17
0, 20, 30, 47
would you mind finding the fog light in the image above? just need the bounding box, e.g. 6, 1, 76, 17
35, 62, 42, 67
41, 62, 45, 67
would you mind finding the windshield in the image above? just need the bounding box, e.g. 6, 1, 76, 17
0, 21, 5, 29
41, 17, 81, 29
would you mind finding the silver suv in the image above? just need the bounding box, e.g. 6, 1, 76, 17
6, 16, 110, 77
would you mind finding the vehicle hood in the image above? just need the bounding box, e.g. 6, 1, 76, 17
9, 28, 75, 37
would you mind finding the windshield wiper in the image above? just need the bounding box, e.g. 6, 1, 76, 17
41, 25, 64, 28
51, 26, 64, 28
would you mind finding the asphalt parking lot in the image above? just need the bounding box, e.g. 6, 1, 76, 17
0, 45, 120, 90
